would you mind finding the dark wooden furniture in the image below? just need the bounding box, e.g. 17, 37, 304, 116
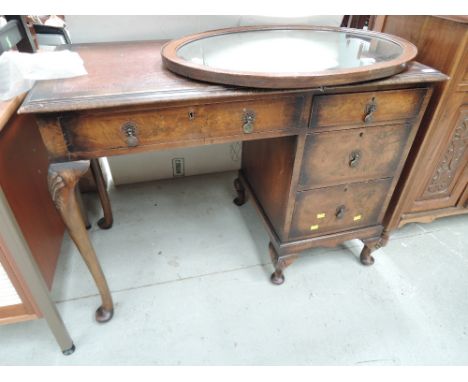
0, 17, 77, 353
374, 16, 468, 228
19, 39, 446, 323
0, 94, 74, 355
0, 95, 64, 291
341, 15, 372, 29
341, 16, 386, 33
0, 16, 63, 324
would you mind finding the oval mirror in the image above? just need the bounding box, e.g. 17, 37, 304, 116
161, 25, 417, 89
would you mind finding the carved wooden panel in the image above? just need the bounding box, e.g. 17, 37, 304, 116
423, 109, 468, 198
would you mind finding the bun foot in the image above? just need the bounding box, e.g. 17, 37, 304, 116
96, 306, 114, 323
270, 271, 285, 285
360, 246, 375, 266
62, 344, 76, 356
97, 217, 113, 230
233, 197, 245, 206
233, 178, 246, 206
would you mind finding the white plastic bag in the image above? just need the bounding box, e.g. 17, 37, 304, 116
0, 50, 87, 101
0, 53, 34, 100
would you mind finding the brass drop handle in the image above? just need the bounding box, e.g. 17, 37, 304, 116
122, 122, 139, 147
243, 110, 256, 134
349, 150, 361, 168
364, 97, 377, 123
335, 205, 346, 219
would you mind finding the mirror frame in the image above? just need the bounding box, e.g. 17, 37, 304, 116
161, 25, 418, 89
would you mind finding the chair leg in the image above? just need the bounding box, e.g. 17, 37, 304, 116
90, 158, 113, 229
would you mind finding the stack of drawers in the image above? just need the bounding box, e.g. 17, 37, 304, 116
240, 85, 432, 283
290, 88, 428, 241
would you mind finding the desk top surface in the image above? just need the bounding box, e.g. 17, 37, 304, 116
19, 40, 447, 115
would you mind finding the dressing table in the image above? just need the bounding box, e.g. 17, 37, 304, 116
18, 26, 447, 323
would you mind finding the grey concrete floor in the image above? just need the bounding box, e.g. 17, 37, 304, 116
0, 171, 467, 365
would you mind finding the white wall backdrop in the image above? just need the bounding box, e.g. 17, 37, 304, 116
65, 15, 343, 185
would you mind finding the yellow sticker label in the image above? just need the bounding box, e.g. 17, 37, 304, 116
316, 213, 326, 219
353, 214, 362, 221
310, 224, 319, 231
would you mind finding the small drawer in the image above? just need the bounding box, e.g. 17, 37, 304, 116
62, 105, 205, 152
201, 95, 309, 138
310, 88, 427, 129
61, 94, 309, 154
299, 123, 412, 189
289, 178, 393, 240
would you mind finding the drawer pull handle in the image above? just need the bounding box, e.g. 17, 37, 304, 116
335, 205, 346, 219
243, 110, 256, 134
349, 150, 361, 168
122, 122, 139, 147
364, 97, 377, 123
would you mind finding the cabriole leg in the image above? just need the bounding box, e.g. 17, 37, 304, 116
48, 160, 114, 322
359, 244, 376, 266
360, 231, 390, 266
90, 158, 113, 229
269, 242, 297, 285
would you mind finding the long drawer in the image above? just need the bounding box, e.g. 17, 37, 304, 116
310, 88, 427, 130
289, 178, 393, 240
299, 123, 412, 189
60, 94, 310, 154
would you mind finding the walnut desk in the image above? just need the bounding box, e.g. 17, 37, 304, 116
19, 41, 446, 323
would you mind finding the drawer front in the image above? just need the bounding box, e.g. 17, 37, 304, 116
63, 106, 204, 153
310, 88, 427, 129
62, 95, 309, 153
290, 178, 393, 240
201, 95, 309, 138
299, 123, 412, 189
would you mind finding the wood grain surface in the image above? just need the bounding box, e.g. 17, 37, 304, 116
19, 41, 446, 115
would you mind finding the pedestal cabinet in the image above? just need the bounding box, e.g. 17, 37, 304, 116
238, 82, 436, 283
